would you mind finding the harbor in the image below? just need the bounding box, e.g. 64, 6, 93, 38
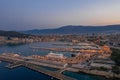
0, 42, 119, 80
0, 53, 76, 80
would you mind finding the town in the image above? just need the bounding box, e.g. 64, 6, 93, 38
0, 33, 120, 80
0, 33, 120, 47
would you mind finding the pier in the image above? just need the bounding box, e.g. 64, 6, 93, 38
24, 64, 76, 80
30, 46, 75, 52
0, 53, 76, 80
6, 63, 23, 69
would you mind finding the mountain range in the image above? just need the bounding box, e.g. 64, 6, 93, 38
21, 25, 120, 35
0, 30, 29, 37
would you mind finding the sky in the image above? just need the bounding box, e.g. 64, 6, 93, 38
0, 0, 120, 30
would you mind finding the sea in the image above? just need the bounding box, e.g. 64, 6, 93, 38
0, 42, 106, 80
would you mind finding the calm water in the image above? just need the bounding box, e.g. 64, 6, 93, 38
0, 42, 106, 80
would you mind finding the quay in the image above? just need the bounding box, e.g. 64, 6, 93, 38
0, 53, 76, 80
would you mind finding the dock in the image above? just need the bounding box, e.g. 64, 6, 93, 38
6, 63, 23, 69
24, 64, 76, 80
30, 46, 76, 52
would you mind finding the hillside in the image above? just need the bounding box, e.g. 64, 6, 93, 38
0, 30, 29, 37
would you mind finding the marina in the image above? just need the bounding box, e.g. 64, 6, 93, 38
0, 42, 112, 80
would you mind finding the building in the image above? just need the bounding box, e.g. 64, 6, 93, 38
0, 36, 6, 41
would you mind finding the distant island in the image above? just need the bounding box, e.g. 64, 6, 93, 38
21, 25, 120, 35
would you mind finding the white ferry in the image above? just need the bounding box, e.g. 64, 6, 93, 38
46, 52, 64, 58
